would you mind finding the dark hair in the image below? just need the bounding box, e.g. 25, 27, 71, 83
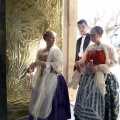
91, 26, 103, 35
43, 33, 46, 39
43, 31, 56, 40
77, 19, 88, 26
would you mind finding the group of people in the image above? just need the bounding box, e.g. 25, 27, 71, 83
26, 19, 119, 120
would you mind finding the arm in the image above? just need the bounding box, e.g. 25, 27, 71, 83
33, 48, 63, 73
27, 49, 45, 72
75, 45, 90, 72
98, 45, 118, 74
74, 40, 80, 71
75, 40, 79, 62
29, 48, 62, 74
45, 49, 63, 74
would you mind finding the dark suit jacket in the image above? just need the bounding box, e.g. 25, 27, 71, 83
74, 33, 90, 71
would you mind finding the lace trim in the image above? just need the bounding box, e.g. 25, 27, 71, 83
29, 74, 59, 119
89, 44, 103, 51
38, 76, 58, 118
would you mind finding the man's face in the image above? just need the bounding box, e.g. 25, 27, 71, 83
78, 23, 88, 35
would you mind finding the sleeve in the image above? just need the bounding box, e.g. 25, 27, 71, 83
75, 40, 79, 62
45, 49, 63, 74
73, 40, 79, 71
77, 44, 90, 65
98, 45, 118, 74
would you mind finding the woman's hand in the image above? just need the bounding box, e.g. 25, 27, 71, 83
27, 66, 34, 73
85, 63, 91, 71
26, 63, 35, 73
27, 61, 45, 73
75, 61, 84, 73
30, 63, 35, 67
91, 65, 99, 74
32, 61, 46, 66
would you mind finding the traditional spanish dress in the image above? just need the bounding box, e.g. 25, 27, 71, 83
74, 43, 119, 120
29, 45, 71, 120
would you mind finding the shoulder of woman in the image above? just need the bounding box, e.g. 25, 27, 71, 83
52, 44, 61, 51
87, 42, 94, 49
103, 42, 114, 48
52, 47, 62, 58
101, 43, 116, 52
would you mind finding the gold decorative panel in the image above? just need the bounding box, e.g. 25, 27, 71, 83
6, 0, 63, 119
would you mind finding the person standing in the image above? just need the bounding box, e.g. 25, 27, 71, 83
74, 26, 119, 120
74, 19, 91, 71
27, 31, 71, 120
68, 20, 91, 89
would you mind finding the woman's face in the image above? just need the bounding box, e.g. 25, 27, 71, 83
90, 30, 102, 43
45, 34, 55, 48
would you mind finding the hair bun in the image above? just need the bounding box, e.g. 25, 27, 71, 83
43, 33, 46, 39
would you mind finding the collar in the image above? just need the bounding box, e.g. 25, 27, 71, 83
82, 35, 86, 39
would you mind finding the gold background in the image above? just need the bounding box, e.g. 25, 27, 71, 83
6, 0, 63, 119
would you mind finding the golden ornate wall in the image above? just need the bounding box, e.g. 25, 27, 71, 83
6, 0, 63, 119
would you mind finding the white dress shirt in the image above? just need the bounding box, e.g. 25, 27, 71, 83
78, 35, 86, 57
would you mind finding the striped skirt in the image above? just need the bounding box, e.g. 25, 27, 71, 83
74, 73, 119, 120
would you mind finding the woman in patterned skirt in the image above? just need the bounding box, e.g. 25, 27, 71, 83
74, 26, 119, 120
27, 31, 71, 120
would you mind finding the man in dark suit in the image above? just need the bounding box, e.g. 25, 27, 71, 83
74, 19, 91, 71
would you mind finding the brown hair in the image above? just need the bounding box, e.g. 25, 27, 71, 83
43, 31, 56, 39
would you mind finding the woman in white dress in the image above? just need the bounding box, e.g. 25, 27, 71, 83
27, 31, 71, 120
